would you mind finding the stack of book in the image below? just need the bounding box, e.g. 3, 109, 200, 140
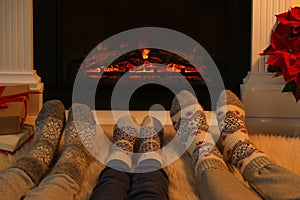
0, 124, 34, 153
0, 85, 37, 153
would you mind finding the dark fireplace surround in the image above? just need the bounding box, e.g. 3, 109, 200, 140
33, 0, 251, 110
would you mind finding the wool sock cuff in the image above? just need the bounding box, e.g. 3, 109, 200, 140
11, 157, 47, 185
242, 156, 271, 180
50, 160, 86, 185
137, 151, 163, 167
135, 158, 163, 173
107, 160, 131, 172
195, 158, 227, 175
106, 150, 133, 170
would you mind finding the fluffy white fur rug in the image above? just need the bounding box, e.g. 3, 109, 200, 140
1, 130, 300, 200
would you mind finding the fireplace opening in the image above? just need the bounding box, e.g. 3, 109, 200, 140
74, 48, 205, 83
33, 0, 251, 110
71, 47, 210, 110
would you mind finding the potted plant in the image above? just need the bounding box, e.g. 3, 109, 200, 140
260, 7, 300, 101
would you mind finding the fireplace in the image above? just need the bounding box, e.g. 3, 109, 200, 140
33, 0, 252, 110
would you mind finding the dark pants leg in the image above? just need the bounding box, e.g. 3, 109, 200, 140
127, 170, 169, 200
90, 166, 130, 200
128, 159, 169, 200
90, 160, 169, 200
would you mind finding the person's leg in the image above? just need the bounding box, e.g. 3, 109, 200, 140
90, 115, 139, 200
0, 168, 35, 200
129, 116, 169, 200
25, 103, 96, 200
24, 174, 80, 200
170, 90, 260, 200
217, 90, 300, 199
130, 167, 169, 200
90, 164, 131, 200
0, 100, 65, 200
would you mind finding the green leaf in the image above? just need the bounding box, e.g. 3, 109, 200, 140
282, 81, 297, 93
293, 85, 300, 102
282, 81, 300, 102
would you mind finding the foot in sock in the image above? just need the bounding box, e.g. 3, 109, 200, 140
106, 115, 139, 170
138, 115, 163, 153
170, 90, 208, 148
170, 90, 225, 173
216, 90, 270, 174
49, 103, 96, 185
11, 100, 65, 185
136, 115, 164, 171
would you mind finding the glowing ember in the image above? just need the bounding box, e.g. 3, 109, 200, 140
142, 48, 151, 59
80, 48, 205, 85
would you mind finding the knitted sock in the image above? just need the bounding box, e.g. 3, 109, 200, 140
216, 90, 271, 176
106, 115, 139, 170
136, 115, 164, 168
170, 90, 226, 173
11, 100, 65, 185
49, 103, 96, 185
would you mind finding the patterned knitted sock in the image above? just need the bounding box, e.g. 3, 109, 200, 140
11, 100, 65, 185
216, 90, 271, 176
106, 115, 139, 170
49, 103, 96, 185
136, 115, 164, 168
170, 90, 226, 173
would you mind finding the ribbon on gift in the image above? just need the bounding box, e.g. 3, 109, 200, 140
0, 86, 41, 117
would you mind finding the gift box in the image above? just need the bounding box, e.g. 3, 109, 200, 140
0, 85, 31, 134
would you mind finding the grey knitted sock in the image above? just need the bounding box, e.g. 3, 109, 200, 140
49, 103, 96, 185
11, 100, 65, 185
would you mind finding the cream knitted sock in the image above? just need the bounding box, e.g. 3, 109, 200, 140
170, 90, 226, 174
216, 90, 271, 175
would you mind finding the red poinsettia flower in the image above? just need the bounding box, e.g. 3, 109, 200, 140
282, 53, 300, 84
261, 7, 300, 101
276, 7, 300, 34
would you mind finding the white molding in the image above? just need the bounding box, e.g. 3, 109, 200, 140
251, 0, 292, 73
0, 0, 34, 72
0, 70, 42, 88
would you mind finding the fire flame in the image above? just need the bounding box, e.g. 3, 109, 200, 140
142, 48, 150, 59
